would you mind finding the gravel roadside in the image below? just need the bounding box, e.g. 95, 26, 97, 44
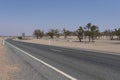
0, 38, 19, 80
0, 38, 46, 80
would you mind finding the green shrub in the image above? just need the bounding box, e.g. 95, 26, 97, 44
18, 36, 22, 40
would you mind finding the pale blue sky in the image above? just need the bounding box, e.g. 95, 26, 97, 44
0, 0, 120, 36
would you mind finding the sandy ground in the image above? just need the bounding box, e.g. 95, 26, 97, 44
0, 37, 47, 80
0, 38, 20, 80
17, 37, 120, 53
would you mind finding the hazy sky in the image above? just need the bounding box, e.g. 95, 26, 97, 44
0, 0, 120, 36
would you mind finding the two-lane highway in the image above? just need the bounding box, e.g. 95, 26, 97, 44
5, 39, 120, 80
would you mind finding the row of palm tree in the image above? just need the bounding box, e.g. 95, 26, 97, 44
102, 28, 120, 40
20, 23, 120, 42
31, 23, 120, 42
33, 23, 99, 42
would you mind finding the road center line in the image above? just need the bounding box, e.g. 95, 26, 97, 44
50, 49, 62, 52
5, 41, 77, 80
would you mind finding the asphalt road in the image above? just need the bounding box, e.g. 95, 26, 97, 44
5, 39, 120, 80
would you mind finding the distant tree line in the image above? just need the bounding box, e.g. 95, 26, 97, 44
21, 23, 120, 42
102, 28, 120, 40
33, 23, 99, 42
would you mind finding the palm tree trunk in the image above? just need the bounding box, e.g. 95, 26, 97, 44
79, 38, 82, 42
91, 36, 94, 42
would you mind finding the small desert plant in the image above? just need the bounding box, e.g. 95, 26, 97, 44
18, 36, 22, 40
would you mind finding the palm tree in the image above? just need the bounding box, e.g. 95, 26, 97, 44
84, 23, 99, 42
54, 29, 60, 38
85, 23, 92, 42
95, 30, 101, 39
76, 26, 84, 42
47, 29, 56, 39
103, 29, 114, 40
33, 29, 44, 39
115, 28, 120, 40
103, 30, 111, 39
86, 23, 92, 31
90, 25, 99, 42
62, 28, 71, 39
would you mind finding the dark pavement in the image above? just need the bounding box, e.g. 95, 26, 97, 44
5, 39, 120, 80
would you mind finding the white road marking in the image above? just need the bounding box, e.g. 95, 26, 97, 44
5, 41, 77, 80
50, 49, 62, 52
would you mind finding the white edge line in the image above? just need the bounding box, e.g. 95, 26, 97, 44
5, 41, 77, 80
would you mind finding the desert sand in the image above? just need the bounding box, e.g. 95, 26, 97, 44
17, 37, 120, 54
0, 37, 20, 80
